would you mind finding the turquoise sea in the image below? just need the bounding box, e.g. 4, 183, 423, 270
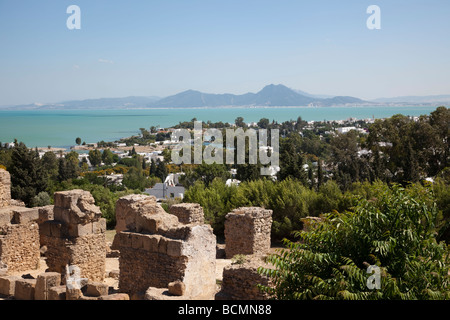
0, 106, 442, 149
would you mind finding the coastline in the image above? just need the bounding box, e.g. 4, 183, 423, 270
0, 105, 443, 150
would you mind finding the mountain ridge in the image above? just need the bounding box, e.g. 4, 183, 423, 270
2, 84, 447, 110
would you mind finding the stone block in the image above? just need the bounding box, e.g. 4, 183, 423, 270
46, 220, 63, 237
142, 234, 160, 252
12, 208, 39, 224
53, 190, 102, 225
168, 281, 186, 296
37, 205, 54, 223
131, 233, 144, 249
99, 293, 130, 300
15, 279, 37, 300
35, 272, 61, 300
0, 209, 12, 226
170, 203, 205, 225
158, 237, 168, 254
66, 287, 83, 300
93, 218, 106, 234
85, 282, 109, 297
67, 222, 93, 237
117, 231, 132, 247
0, 275, 20, 296
166, 239, 183, 257
115, 194, 164, 233
48, 286, 66, 300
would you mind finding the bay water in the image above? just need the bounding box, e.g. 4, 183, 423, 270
0, 106, 441, 149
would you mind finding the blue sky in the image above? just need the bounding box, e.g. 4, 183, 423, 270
0, 0, 449, 105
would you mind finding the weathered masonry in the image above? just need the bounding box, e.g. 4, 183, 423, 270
224, 207, 273, 259
0, 169, 40, 273
114, 194, 216, 299
41, 189, 106, 282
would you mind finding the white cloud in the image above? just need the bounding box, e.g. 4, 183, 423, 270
98, 59, 114, 64
73, 64, 80, 70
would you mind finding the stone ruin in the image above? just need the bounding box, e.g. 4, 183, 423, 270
41, 189, 106, 282
0, 169, 40, 273
215, 257, 274, 300
224, 207, 273, 259
113, 194, 216, 300
215, 207, 275, 300
169, 203, 204, 225
0, 167, 278, 301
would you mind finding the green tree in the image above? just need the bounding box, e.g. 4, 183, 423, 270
317, 159, 324, 189
122, 166, 150, 191
277, 133, 307, 184
235, 117, 246, 128
260, 184, 449, 300
8, 142, 48, 207
155, 159, 167, 182
88, 149, 102, 167
102, 149, 115, 166
149, 159, 157, 176
41, 151, 59, 180
257, 118, 270, 129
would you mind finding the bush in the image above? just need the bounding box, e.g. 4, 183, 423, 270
259, 184, 449, 300
31, 191, 51, 207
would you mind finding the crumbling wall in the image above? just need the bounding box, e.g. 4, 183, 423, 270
224, 207, 272, 259
115, 195, 216, 299
216, 258, 274, 300
0, 220, 40, 272
0, 169, 11, 208
169, 203, 204, 225
0, 169, 40, 273
41, 190, 106, 282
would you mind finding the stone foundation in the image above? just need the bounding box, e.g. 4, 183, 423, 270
216, 259, 274, 300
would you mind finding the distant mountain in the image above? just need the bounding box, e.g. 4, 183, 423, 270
294, 89, 334, 99
2, 84, 371, 110
372, 95, 450, 105
147, 84, 367, 108
1, 96, 161, 110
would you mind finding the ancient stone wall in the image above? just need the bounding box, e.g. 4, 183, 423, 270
169, 203, 204, 225
41, 190, 106, 282
0, 221, 40, 272
216, 259, 273, 300
0, 170, 40, 273
0, 169, 11, 208
224, 207, 272, 259
115, 195, 216, 299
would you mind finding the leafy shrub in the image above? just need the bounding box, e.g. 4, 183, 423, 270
259, 184, 449, 300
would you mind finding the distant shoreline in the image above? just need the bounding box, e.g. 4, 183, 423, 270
0, 103, 448, 111
0, 105, 444, 150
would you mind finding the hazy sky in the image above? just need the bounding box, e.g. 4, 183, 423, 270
1, 0, 449, 105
